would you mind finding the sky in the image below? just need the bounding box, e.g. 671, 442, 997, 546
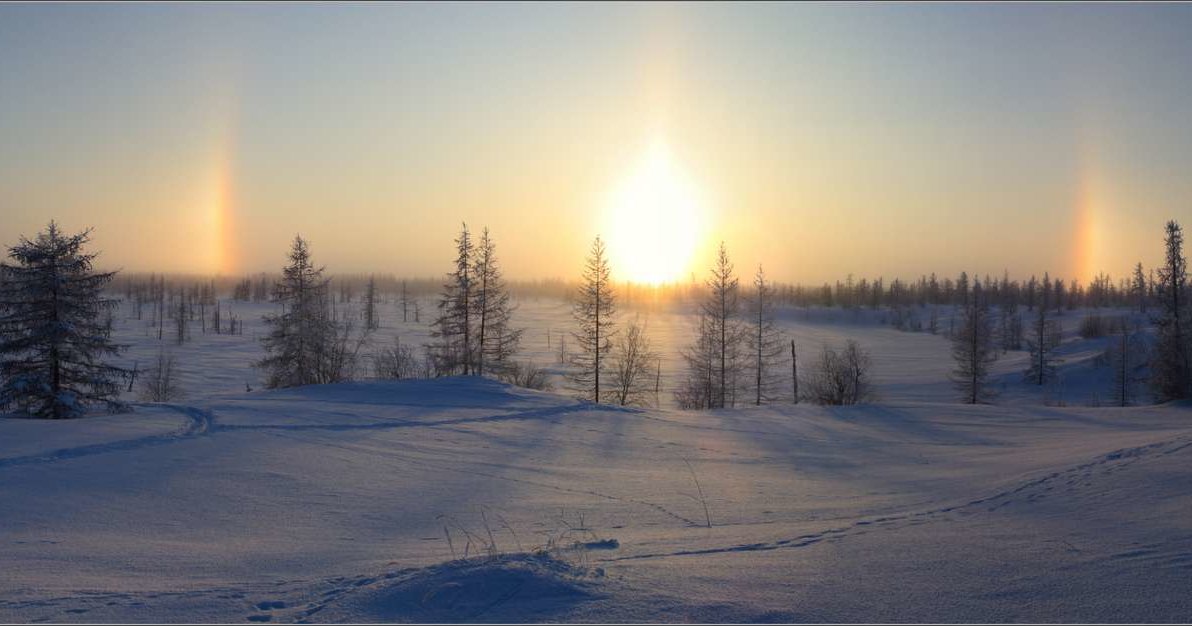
2, 2, 1191, 285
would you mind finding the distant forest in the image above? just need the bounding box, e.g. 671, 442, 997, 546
109, 265, 1148, 312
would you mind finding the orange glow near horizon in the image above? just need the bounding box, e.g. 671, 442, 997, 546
204, 91, 238, 276
209, 154, 235, 276
1073, 189, 1097, 285
1072, 139, 1106, 285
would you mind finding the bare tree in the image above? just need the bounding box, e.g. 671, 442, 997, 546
174, 289, 188, 345
568, 236, 616, 403
400, 280, 410, 323
608, 316, 659, 407
802, 340, 873, 405
373, 336, 420, 380
497, 360, 553, 391
790, 339, 799, 404
746, 265, 786, 404
1107, 316, 1145, 407
156, 275, 165, 341
363, 275, 379, 331
675, 312, 716, 410
317, 316, 369, 384
139, 350, 185, 402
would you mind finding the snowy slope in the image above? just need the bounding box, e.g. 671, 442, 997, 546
1, 374, 1189, 623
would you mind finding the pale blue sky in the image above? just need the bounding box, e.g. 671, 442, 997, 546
2, 2, 1191, 283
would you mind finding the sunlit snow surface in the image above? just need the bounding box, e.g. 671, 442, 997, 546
0, 298, 1189, 623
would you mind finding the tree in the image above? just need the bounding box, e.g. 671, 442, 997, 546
363, 275, 379, 331
955, 271, 969, 307
430, 223, 475, 376
472, 227, 522, 376
139, 349, 185, 402
1107, 316, 1144, 407
790, 339, 799, 403
687, 242, 745, 409
156, 275, 165, 341
497, 360, 553, 391
1151, 220, 1191, 401
675, 311, 717, 410
951, 282, 998, 404
372, 336, 420, 380
400, 280, 410, 323
174, 289, 188, 345
256, 235, 342, 388
1000, 292, 1023, 352
568, 236, 616, 403
802, 340, 873, 405
608, 317, 658, 407
0, 222, 128, 418
1024, 273, 1060, 385
1132, 263, 1148, 314
746, 265, 786, 404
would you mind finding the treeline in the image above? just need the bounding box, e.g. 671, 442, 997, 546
110, 264, 1155, 316
4, 217, 1192, 419
771, 267, 1148, 312
114, 273, 574, 305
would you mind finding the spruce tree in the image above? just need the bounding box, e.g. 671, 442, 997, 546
1132, 263, 1148, 314
256, 235, 337, 388
1151, 220, 1191, 401
1024, 273, 1059, 385
431, 223, 475, 375
473, 227, 522, 376
0, 222, 128, 418
694, 242, 745, 408
951, 282, 997, 404
568, 236, 616, 403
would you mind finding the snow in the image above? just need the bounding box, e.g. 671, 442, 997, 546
1, 297, 1189, 622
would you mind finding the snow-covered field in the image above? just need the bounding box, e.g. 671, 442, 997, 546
1, 297, 1189, 623
101, 295, 1144, 409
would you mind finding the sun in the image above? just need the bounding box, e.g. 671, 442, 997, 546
603, 140, 705, 285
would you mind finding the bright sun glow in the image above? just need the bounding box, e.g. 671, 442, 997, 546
603, 140, 705, 285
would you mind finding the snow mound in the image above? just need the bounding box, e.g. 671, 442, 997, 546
310, 553, 602, 623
